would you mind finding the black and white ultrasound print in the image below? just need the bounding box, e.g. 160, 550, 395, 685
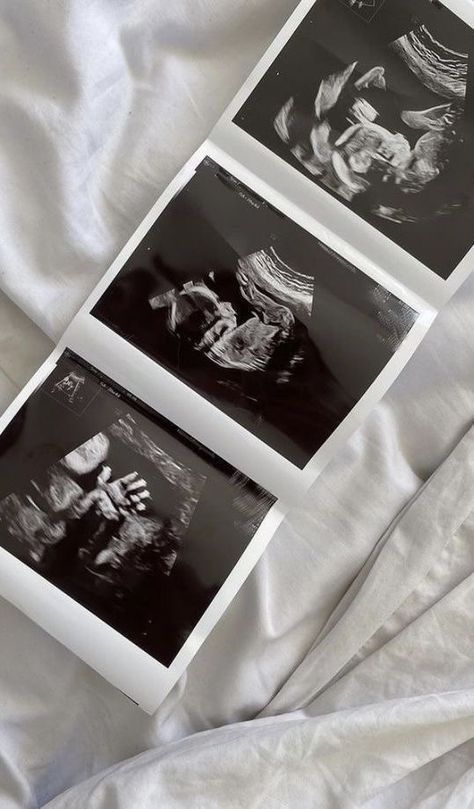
0, 353, 274, 667
235, 0, 474, 277
92, 157, 417, 469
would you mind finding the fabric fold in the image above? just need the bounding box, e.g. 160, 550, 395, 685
43, 422, 474, 808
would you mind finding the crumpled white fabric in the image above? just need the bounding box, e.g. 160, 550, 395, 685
0, 1, 472, 807
0, 0, 298, 339
43, 425, 474, 808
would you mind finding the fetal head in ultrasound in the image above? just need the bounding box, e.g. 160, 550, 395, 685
93, 158, 417, 468
235, 0, 474, 277
148, 246, 315, 375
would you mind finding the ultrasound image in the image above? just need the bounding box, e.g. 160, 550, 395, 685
0, 352, 274, 666
93, 157, 417, 468
235, 0, 474, 277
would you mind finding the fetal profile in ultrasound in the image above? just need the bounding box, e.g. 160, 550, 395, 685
93, 158, 417, 469
235, 0, 474, 277
0, 354, 274, 666
148, 246, 315, 376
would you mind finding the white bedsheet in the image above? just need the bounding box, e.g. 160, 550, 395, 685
0, 1, 472, 807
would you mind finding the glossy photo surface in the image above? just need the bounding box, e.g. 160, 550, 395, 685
93, 158, 417, 468
234, 0, 474, 277
0, 352, 274, 666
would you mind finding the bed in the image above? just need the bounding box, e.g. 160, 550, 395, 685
0, 1, 472, 806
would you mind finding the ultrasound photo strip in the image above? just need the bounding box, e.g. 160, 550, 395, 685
2, 0, 470, 715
